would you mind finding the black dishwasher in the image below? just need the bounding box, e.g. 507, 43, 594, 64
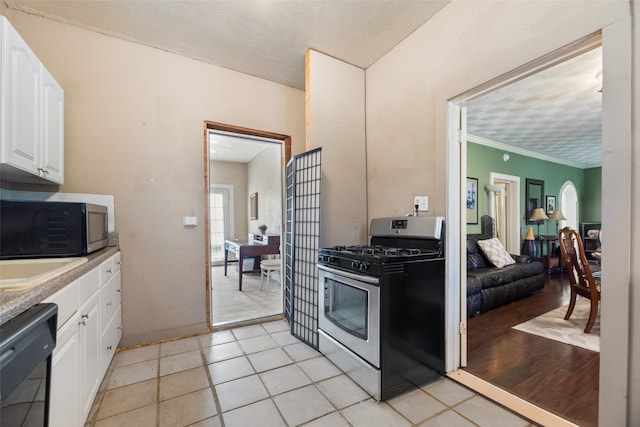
0, 303, 57, 427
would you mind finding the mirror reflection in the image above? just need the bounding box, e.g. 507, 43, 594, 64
525, 178, 545, 224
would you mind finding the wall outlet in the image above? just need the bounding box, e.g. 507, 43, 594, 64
414, 196, 429, 211
183, 216, 198, 227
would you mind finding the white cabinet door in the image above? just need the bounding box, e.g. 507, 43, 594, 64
49, 315, 81, 427
1, 19, 41, 175
41, 66, 64, 183
100, 270, 122, 333
0, 16, 64, 184
100, 305, 122, 378
79, 292, 101, 421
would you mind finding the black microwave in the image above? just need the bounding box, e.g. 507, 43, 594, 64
0, 200, 109, 259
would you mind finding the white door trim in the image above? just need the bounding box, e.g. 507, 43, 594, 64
489, 173, 521, 254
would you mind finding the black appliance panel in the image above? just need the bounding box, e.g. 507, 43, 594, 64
0, 303, 58, 427
0, 200, 108, 259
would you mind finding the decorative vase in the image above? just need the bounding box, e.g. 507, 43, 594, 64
521, 226, 537, 261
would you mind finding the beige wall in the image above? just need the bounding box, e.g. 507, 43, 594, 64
631, 7, 640, 425
209, 160, 248, 240
364, 0, 632, 425
306, 50, 367, 246
5, 11, 305, 346
247, 145, 282, 236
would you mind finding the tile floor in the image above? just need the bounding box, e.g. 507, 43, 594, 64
211, 266, 282, 325
86, 320, 536, 427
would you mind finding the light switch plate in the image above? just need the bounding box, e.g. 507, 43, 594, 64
414, 196, 429, 211
183, 216, 198, 227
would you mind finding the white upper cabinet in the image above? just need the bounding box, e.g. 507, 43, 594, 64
0, 16, 64, 184
41, 66, 65, 183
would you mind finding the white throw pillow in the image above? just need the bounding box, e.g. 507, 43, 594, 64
477, 237, 516, 268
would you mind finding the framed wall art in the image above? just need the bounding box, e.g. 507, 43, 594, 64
546, 195, 556, 215
466, 177, 478, 224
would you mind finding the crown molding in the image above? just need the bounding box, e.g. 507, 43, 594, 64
467, 134, 601, 169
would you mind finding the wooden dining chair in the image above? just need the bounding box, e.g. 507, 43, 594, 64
558, 226, 601, 333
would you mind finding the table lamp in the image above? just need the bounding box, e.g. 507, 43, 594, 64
549, 209, 566, 234
529, 208, 549, 254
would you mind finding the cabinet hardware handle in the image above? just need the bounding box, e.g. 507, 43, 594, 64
118, 326, 122, 330
106, 268, 112, 274
106, 302, 112, 307
81, 314, 89, 319
79, 321, 86, 326
107, 345, 112, 350
117, 289, 121, 293
116, 261, 121, 266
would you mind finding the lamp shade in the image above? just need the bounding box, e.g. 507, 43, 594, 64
485, 184, 505, 193
549, 209, 566, 221
529, 208, 549, 221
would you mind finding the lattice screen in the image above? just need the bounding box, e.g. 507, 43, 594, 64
284, 148, 322, 348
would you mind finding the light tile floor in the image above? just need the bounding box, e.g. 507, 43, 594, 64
211, 266, 282, 326
85, 320, 537, 427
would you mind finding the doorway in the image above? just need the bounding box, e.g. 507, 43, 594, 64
560, 181, 579, 229
488, 173, 520, 254
204, 121, 291, 328
448, 33, 606, 426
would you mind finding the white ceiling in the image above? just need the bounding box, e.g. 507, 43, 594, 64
4, 1, 602, 167
209, 132, 280, 163
466, 46, 602, 169
4, 0, 449, 90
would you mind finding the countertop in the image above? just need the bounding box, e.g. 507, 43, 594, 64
0, 246, 119, 325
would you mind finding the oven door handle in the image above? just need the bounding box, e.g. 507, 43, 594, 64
317, 264, 380, 285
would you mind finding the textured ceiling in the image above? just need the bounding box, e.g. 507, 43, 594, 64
3, 0, 449, 90
466, 47, 602, 169
3, 1, 601, 167
209, 132, 279, 163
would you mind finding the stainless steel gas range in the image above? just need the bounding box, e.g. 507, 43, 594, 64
317, 216, 446, 401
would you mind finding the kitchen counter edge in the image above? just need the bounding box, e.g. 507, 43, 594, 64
0, 247, 120, 325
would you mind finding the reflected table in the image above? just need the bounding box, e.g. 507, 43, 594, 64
224, 240, 280, 291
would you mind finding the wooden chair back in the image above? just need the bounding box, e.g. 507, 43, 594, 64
558, 227, 600, 301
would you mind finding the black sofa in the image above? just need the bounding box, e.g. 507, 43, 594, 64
467, 216, 545, 318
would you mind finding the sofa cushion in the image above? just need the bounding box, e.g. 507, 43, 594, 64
467, 261, 544, 290
477, 238, 516, 268
467, 235, 490, 269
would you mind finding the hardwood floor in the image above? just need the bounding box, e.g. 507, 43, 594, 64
465, 270, 599, 427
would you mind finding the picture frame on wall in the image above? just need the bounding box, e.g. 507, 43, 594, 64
466, 177, 478, 224
546, 195, 556, 215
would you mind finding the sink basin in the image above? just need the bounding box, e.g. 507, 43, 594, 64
0, 257, 88, 290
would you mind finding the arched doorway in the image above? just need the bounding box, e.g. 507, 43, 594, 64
559, 181, 579, 229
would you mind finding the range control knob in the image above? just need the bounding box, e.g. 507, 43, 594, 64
359, 262, 370, 271
351, 261, 361, 270
320, 255, 336, 263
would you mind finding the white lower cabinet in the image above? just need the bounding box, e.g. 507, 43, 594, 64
49, 310, 81, 427
79, 292, 101, 419
46, 251, 122, 427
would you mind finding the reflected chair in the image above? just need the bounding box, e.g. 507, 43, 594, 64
558, 226, 601, 333
260, 258, 281, 294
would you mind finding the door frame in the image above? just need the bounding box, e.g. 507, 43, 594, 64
445, 26, 634, 424
447, 30, 602, 371
489, 172, 521, 254
203, 121, 292, 329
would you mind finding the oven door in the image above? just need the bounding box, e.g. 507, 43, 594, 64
318, 264, 380, 368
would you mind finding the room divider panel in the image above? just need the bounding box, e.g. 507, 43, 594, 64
284, 148, 322, 349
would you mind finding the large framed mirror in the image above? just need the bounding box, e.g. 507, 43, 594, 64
525, 178, 545, 224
